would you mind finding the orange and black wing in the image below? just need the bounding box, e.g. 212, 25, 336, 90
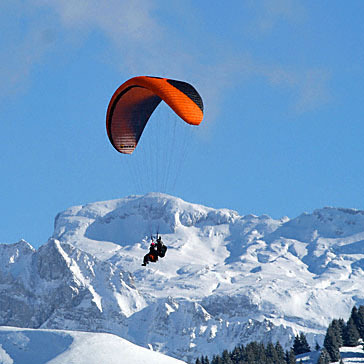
106, 76, 204, 154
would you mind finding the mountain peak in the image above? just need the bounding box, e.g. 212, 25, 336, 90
2, 194, 364, 361
53, 193, 240, 251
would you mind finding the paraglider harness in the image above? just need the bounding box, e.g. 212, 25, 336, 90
142, 235, 167, 266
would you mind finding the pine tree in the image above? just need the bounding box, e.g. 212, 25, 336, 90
239, 345, 246, 363
245, 343, 256, 364
316, 348, 330, 364
196, 358, 202, 364
299, 332, 311, 353
231, 346, 242, 363
266, 342, 279, 363
293, 333, 310, 355
285, 349, 297, 364
351, 306, 359, 324
343, 317, 360, 347
275, 341, 286, 363
324, 324, 341, 362
356, 305, 364, 339
211, 355, 223, 364
338, 319, 346, 342
258, 342, 267, 362
222, 350, 233, 364
293, 335, 301, 355
331, 319, 344, 347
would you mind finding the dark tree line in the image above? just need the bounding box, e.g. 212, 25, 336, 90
195, 305, 364, 364
319, 305, 364, 363
195, 341, 299, 364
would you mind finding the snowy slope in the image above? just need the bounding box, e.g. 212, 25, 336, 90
0, 326, 186, 364
2, 193, 364, 361
296, 346, 364, 364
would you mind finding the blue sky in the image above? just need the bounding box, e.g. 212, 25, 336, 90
1, 0, 364, 247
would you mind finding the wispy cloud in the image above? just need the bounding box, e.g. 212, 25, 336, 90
47, 0, 162, 46
0, 0, 330, 118
0, 1, 56, 97
256, 63, 331, 112
40, 0, 330, 116
246, 0, 306, 34
40, 0, 183, 75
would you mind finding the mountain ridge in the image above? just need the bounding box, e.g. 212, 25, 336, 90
1, 193, 364, 362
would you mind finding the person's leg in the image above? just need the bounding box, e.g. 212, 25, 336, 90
142, 254, 149, 266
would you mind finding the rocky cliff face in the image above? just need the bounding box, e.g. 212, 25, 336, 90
1, 193, 364, 361
0, 239, 146, 333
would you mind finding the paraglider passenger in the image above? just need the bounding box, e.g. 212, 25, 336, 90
156, 236, 167, 258
142, 241, 158, 266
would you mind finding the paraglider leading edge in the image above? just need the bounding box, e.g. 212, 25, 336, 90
106, 76, 204, 155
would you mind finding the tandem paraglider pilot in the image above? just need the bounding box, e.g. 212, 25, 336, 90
142, 236, 167, 266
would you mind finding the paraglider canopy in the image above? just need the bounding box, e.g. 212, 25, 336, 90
106, 76, 204, 154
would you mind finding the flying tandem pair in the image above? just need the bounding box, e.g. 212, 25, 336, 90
105, 76, 204, 267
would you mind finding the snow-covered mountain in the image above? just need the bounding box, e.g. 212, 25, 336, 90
1, 193, 364, 362
0, 326, 186, 364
